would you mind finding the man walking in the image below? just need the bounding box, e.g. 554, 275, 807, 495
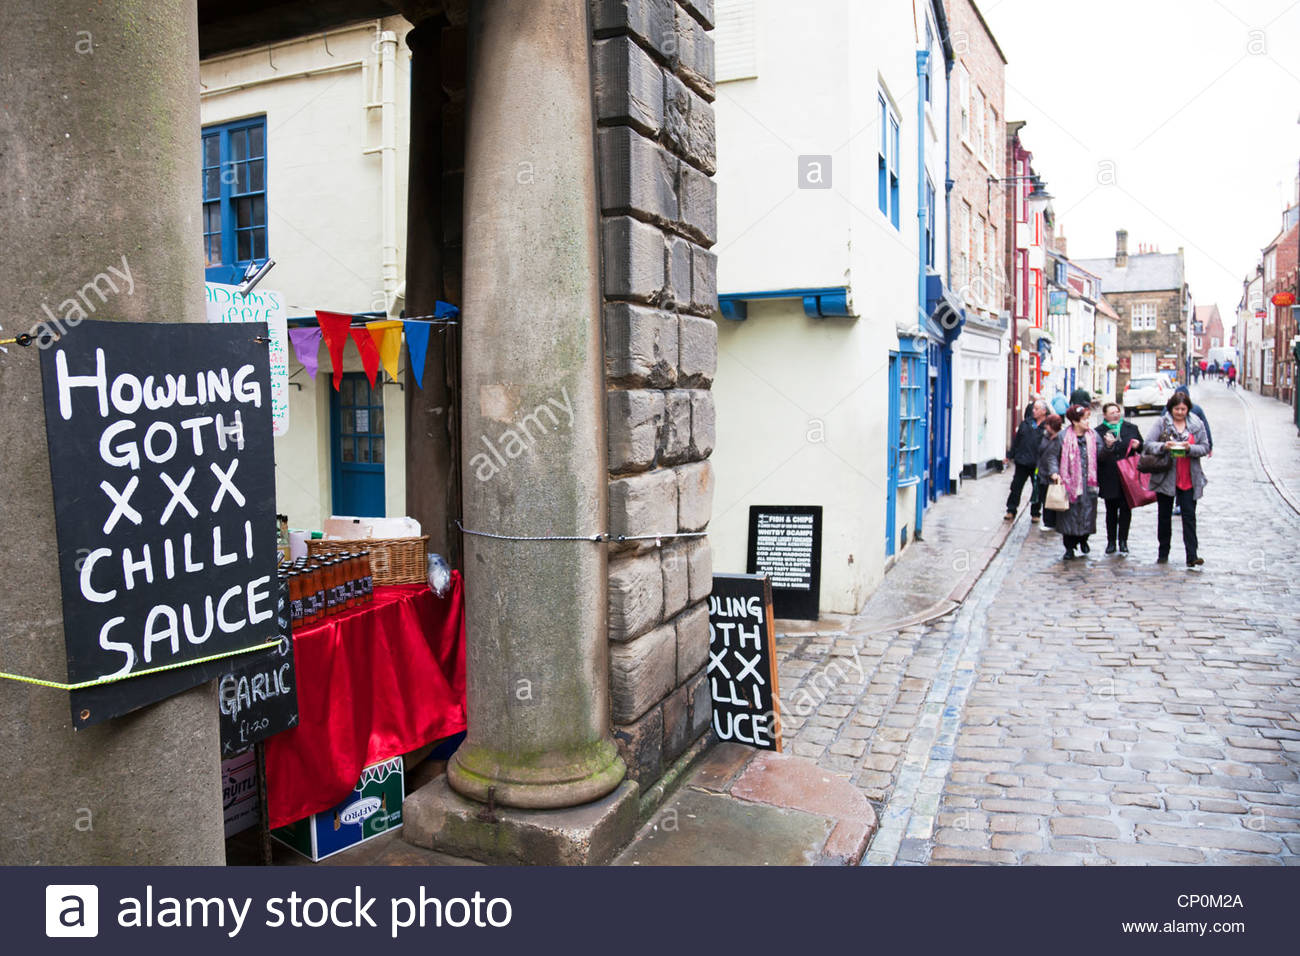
1005, 400, 1048, 521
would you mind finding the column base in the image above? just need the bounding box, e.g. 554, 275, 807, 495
403, 775, 639, 865
447, 739, 627, 809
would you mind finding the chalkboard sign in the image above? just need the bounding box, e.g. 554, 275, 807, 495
39, 321, 278, 728
218, 576, 298, 756
707, 573, 781, 751
746, 505, 822, 620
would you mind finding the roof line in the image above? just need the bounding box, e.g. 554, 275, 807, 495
968, 0, 1009, 64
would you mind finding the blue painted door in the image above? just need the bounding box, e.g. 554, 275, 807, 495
331, 373, 386, 517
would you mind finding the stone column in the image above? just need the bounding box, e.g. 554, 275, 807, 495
0, 0, 225, 864
446, 0, 626, 808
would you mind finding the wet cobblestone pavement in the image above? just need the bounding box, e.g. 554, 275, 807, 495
775, 385, 1300, 865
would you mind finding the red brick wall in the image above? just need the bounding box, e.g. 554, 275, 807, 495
947, 0, 1006, 315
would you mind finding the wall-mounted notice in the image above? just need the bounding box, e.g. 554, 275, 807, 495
746, 505, 822, 620
707, 573, 781, 751
39, 320, 278, 728
218, 576, 298, 757
205, 283, 289, 436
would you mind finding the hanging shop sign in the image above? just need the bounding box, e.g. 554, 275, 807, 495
217, 576, 298, 757
39, 320, 278, 728
1271, 291, 1296, 308
1048, 290, 1068, 315
707, 573, 781, 751
206, 282, 289, 436
746, 505, 822, 620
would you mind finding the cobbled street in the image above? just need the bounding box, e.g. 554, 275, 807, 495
776, 384, 1300, 865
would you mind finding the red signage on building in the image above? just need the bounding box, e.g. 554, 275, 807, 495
1271, 291, 1296, 307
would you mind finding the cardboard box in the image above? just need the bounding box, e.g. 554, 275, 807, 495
221, 752, 259, 839
270, 756, 404, 861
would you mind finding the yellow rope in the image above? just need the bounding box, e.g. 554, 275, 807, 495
0, 639, 283, 691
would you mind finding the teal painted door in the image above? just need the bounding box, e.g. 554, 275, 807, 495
331, 373, 386, 517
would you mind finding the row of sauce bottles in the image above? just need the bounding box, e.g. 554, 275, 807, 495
277, 552, 374, 627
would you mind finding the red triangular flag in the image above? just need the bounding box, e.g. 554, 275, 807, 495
350, 326, 381, 387
316, 311, 353, 391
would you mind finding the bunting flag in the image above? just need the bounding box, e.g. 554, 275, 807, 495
349, 327, 381, 387
403, 319, 433, 390
315, 311, 353, 390
366, 320, 404, 383
287, 327, 323, 379
434, 300, 460, 319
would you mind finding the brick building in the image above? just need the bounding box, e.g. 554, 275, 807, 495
1262, 218, 1298, 401
947, 0, 1010, 479
1076, 230, 1190, 394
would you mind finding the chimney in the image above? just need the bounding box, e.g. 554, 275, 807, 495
1116, 229, 1128, 267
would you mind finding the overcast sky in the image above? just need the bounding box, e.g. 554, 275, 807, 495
977, 0, 1300, 318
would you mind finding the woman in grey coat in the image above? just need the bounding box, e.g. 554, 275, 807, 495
1143, 392, 1209, 567
1043, 405, 1100, 560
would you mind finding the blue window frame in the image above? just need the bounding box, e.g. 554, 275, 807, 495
898, 353, 925, 483
201, 117, 268, 282
923, 18, 934, 103
925, 177, 937, 268
878, 94, 901, 229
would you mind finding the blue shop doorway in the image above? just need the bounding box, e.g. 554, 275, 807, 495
330, 372, 386, 517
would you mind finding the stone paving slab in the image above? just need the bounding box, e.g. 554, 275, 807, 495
614, 742, 877, 865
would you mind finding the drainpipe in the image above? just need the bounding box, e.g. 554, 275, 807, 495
915, 48, 930, 538
378, 30, 400, 310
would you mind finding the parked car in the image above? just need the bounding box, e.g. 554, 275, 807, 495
1122, 375, 1174, 415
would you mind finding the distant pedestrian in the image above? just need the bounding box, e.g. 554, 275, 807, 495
1035, 414, 1063, 529
1005, 400, 1048, 520
1227, 364, 1237, 388
1199, 359, 1208, 380
1069, 386, 1092, 410
1144, 393, 1209, 567
1095, 402, 1142, 555
1044, 404, 1100, 560
1050, 391, 1070, 416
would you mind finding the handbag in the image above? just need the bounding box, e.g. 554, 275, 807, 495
1137, 451, 1171, 474
1117, 453, 1157, 509
1044, 482, 1070, 511
1137, 425, 1172, 474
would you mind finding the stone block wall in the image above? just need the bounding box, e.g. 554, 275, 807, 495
590, 0, 719, 790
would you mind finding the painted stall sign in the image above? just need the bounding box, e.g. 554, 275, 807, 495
707, 573, 781, 751
217, 576, 298, 756
746, 505, 822, 620
39, 321, 278, 728
205, 283, 289, 436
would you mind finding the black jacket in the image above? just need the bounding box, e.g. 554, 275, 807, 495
1008, 418, 1044, 467
1094, 420, 1143, 500
1069, 388, 1092, 407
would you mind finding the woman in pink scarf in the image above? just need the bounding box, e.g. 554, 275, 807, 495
1044, 405, 1100, 560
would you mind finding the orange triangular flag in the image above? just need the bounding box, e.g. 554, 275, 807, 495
366, 320, 403, 382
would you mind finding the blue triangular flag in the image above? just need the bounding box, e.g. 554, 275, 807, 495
434, 300, 460, 319
403, 319, 432, 389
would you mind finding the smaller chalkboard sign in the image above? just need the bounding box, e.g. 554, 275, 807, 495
218, 577, 298, 757
707, 573, 781, 752
746, 505, 822, 620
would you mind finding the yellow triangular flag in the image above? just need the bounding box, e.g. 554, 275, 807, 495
366, 320, 403, 382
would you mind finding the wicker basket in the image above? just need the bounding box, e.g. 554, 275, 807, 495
307, 535, 429, 586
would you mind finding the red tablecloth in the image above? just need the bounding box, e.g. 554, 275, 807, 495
265, 575, 466, 829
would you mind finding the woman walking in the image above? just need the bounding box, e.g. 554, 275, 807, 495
1045, 405, 1100, 560
1144, 392, 1209, 567
1095, 402, 1142, 554
1034, 413, 1063, 529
